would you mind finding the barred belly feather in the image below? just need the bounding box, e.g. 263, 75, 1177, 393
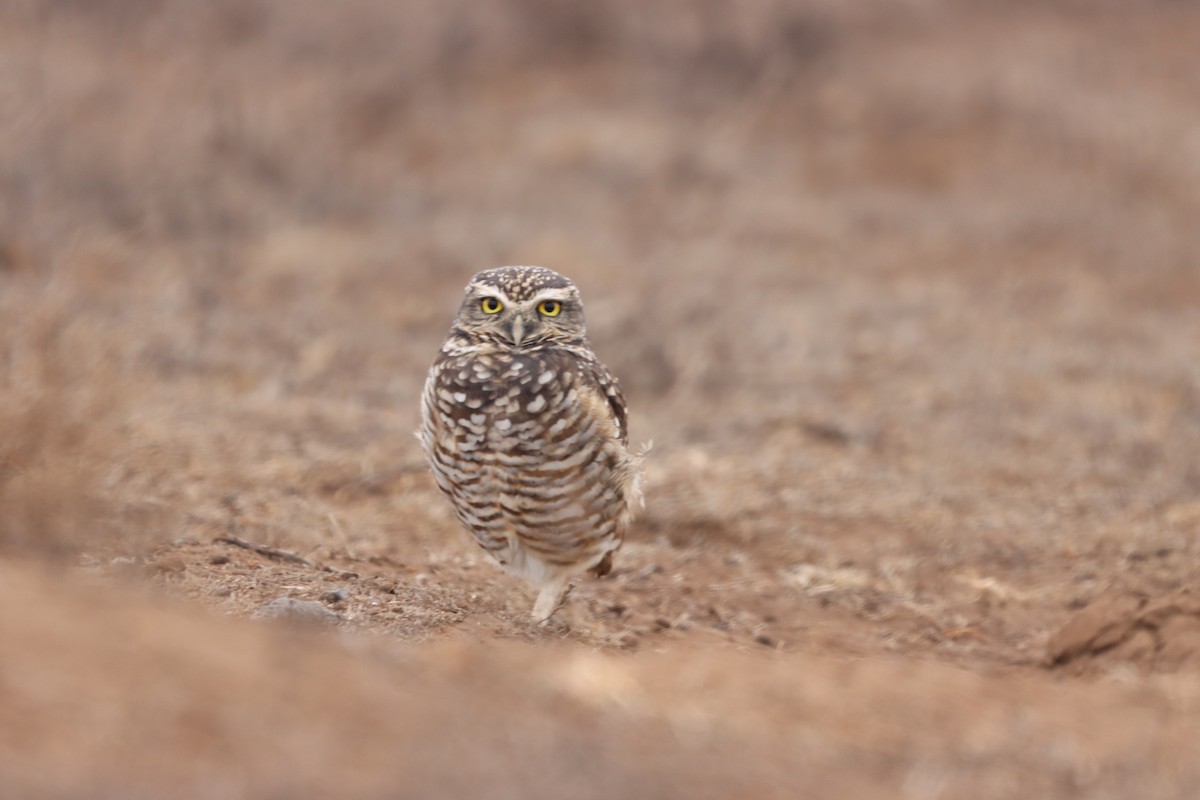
419, 266, 642, 622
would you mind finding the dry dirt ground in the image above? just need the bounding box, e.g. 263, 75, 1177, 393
2, 2, 1200, 798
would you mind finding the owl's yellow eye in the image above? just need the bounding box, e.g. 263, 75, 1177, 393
481, 297, 503, 314
538, 300, 561, 317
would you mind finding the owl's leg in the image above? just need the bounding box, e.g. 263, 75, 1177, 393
531, 576, 572, 624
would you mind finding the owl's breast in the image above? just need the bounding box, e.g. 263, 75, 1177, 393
422, 341, 636, 578
435, 351, 590, 455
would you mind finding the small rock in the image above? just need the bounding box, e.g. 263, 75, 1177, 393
755, 634, 775, 647
210, 554, 231, 565
321, 587, 350, 604
252, 597, 342, 626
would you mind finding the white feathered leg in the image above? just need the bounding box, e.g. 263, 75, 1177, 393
531, 576, 572, 624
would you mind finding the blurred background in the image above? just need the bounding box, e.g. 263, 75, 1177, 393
2, 1, 1200, 798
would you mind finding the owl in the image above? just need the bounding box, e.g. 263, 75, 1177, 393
420, 266, 643, 622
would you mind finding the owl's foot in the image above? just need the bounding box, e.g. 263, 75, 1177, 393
532, 577, 573, 624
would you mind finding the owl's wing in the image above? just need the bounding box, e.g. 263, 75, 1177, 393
580, 356, 630, 447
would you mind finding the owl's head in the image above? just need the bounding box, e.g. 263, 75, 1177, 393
453, 266, 587, 348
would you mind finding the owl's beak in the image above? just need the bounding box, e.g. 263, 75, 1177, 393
509, 316, 526, 348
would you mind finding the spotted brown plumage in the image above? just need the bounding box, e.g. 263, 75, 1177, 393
419, 266, 643, 622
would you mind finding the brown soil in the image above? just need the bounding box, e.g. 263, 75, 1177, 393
2, 2, 1200, 797
1047, 591, 1200, 676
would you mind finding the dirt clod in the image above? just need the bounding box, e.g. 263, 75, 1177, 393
1047, 592, 1200, 675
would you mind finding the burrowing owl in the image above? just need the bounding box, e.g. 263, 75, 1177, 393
420, 266, 642, 622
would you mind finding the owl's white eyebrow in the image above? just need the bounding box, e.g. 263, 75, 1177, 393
529, 288, 574, 304
469, 285, 513, 305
